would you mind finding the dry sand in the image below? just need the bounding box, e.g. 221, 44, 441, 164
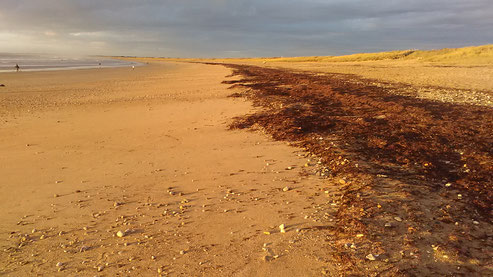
0, 62, 341, 275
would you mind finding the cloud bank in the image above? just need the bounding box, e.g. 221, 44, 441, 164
0, 0, 492, 57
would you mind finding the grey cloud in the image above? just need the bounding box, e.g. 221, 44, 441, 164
0, 0, 492, 57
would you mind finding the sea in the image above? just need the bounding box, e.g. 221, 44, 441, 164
0, 53, 140, 72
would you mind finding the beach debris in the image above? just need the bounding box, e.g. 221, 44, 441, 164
282, 186, 290, 192
179, 250, 186, 255
355, 234, 364, 238
97, 265, 105, 272
384, 222, 392, 228
344, 243, 357, 249
394, 216, 403, 222
286, 166, 293, 170
279, 224, 286, 233
457, 194, 463, 199
53, 194, 59, 198
56, 262, 63, 267
472, 220, 479, 225
366, 254, 377, 261
116, 230, 125, 238
445, 182, 452, 187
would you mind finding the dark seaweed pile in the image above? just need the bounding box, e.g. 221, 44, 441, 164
223, 64, 492, 219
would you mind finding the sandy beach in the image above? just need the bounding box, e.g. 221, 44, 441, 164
0, 62, 341, 275
2, 1, 492, 275
1, 57, 491, 276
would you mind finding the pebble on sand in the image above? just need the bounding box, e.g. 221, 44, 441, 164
116, 230, 125, 238
366, 254, 377, 261
279, 224, 286, 233
282, 186, 290, 192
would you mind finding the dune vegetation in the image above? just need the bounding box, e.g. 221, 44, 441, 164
249, 44, 493, 64
165, 45, 492, 65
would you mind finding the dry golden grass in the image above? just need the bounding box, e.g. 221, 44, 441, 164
119, 44, 493, 65
226, 44, 493, 65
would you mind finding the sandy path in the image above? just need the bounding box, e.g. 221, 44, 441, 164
0, 62, 339, 276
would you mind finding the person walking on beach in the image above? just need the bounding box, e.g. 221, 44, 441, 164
15, 64, 20, 72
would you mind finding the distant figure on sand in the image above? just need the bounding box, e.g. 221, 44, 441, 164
15, 64, 20, 72
132, 66, 135, 70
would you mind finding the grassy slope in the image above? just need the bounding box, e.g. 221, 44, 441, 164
256, 45, 493, 64
119, 45, 493, 65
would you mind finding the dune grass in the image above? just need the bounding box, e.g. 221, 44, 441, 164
256, 45, 493, 64
119, 44, 493, 65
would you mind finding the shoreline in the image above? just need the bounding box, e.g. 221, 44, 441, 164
0, 56, 142, 73
0, 63, 142, 73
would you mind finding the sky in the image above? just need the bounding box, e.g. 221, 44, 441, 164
0, 0, 492, 58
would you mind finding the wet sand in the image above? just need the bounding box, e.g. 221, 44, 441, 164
0, 62, 341, 275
